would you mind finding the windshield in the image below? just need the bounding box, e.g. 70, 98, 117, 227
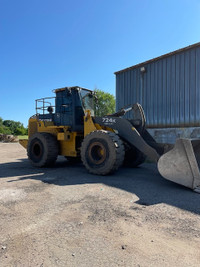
80, 89, 95, 116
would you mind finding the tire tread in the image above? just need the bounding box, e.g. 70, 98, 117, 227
27, 132, 58, 167
81, 130, 125, 175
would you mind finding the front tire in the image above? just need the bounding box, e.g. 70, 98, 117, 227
81, 130, 125, 175
27, 132, 58, 167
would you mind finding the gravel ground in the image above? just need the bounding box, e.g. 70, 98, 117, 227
0, 143, 200, 267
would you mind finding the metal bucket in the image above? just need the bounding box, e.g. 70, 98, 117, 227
158, 139, 200, 193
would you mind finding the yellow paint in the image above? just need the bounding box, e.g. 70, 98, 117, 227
20, 117, 80, 157
99, 147, 104, 156
83, 110, 116, 136
59, 132, 79, 157
84, 110, 97, 136
104, 126, 115, 132
28, 118, 38, 137
58, 132, 68, 141
94, 123, 103, 130
37, 121, 58, 136
19, 139, 28, 149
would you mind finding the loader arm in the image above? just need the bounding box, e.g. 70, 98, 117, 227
93, 116, 160, 162
94, 116, 200, 192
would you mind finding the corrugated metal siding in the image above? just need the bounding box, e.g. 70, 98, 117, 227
116, 45, 200, 128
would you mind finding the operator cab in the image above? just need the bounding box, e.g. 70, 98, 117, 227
35, 86, 95, 132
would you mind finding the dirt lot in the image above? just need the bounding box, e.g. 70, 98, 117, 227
0, 143, 200, 266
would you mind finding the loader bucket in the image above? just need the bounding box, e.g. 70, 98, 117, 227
158, 138, 200, 193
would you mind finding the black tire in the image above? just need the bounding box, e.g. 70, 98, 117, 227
65, 156, 82, 164
123, 146, 146, 167
81, 130, 125, 175
27, 132, 58, 167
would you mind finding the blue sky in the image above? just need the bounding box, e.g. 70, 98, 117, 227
1, 0, 200, 126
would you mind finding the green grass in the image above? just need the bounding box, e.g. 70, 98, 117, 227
18, 135, 28, 140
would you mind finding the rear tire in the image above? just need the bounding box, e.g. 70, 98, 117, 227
27, 132, 58, 167
123, 146, 146, 167
81, 130, 125, 175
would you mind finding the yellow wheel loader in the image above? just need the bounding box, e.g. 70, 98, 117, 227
19, 86, 200, 193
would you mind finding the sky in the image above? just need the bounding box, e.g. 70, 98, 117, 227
1, 0, 200, 127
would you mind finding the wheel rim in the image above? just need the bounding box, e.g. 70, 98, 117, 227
32, 141, 43, 159
88, 142, 106, 165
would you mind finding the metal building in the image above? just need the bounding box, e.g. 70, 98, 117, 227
115, 42, 200, 143
115, 42, 200, 127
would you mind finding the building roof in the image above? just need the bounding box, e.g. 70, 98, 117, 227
114, 42, 200, 75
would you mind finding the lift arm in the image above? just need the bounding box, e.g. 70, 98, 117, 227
94, 116, 160, 162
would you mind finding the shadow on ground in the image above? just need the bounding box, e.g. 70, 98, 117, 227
0, 157, 199, 214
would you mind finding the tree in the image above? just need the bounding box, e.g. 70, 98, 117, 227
14, 127, 28, 136
3, 120, 23, 132
94, 89, 115, 116
0, 118, 28, 135
0, 125, 12, 134
0, 117, 12, 134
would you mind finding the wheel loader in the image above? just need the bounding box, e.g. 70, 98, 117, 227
19, 86, 200, 193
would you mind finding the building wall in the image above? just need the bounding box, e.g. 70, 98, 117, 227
147, 127, 200, 144
116, 44, 200, 129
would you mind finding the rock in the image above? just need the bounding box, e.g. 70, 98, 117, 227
0, 134, 18, 143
